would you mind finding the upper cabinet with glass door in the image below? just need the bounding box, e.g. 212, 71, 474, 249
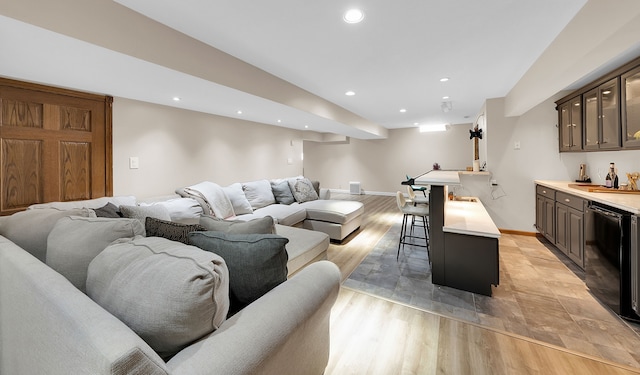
558, 96, 582, 152
622, 65, 640, 148
583, 77, 620, 150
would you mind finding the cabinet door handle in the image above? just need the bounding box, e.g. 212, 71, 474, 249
565, 198, 570, 203
542, 190, 547, 194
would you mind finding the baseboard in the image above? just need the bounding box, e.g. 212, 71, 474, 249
329, 189, 395, 197
499, 229, 538, 236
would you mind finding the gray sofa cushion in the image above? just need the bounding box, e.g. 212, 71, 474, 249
242, 179, 276, 209
275, 224, 329, 276
189, 231, 288, 312
198, 215, 275, 234
86, 236, 229, 360
300, 199, 365, 224
235, 203, 307, 227
46, 216, 144, 292
145, 217, 205, 245
288, 178, 319, 203
0, 207, 95, 262
271, 180, 295, 205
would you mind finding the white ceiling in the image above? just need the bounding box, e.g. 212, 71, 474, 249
0, 0, 596, 137
113, 0, 587, 128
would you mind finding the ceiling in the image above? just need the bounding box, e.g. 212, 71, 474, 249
0, 0, 621, 139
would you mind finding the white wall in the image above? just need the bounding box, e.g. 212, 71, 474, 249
111, 96, 639, 232
112, 98, 304, 197
304, 95, 640, 232
303, 125, 471, 194
461, 96, 640, 232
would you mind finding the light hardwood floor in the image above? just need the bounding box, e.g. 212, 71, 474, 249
323, 193, 640, 375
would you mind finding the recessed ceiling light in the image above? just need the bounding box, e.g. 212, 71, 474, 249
277, 119, 282, 123
399, 108, 407, 113
236, 110, 243, 115
440, 77, 449, 82
413, 122, 419, 126
345, 91, 356, 96
344, 9, 364, 23
442, 96, 450, 100
172, 97, 181, 101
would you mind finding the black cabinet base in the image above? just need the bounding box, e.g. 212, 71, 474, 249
442, 232, 499, 296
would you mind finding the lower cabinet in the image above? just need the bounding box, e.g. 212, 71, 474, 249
535, 185, 585, 269
536, 186, 556, 243
555, 197, 585, 268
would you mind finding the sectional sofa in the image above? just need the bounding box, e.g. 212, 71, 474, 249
0, 177, 365, 374
174, 177, 364, 241
0, 193, 342, 374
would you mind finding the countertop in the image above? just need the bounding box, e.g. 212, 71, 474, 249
535, 180, 640, 215
415, 170, 461, 185
443, 198, 501, 239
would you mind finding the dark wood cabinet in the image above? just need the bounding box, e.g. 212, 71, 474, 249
556, 55, 640, 153
535, 185, 555, 243
558, 96, 582, 151
622, 65, 640, 148
555, 192, 585, 268
536, 185, 585, 269
583, 78, 620, 150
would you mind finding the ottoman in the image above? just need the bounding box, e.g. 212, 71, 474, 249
300, 200, 364, 241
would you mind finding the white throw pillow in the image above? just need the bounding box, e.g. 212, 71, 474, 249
242, 180, 276, 210
223, 183, 253, 215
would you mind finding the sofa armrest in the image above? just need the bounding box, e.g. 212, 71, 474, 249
167, 260, 341, 375
0, 236, 168, 375
319, 188, 331, 200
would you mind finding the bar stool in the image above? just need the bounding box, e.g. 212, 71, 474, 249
396, 191, 430, 261
406, 174, 427, 197
407, 185, 429, 206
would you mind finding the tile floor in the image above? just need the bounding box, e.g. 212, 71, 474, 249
343, 224, 640, 368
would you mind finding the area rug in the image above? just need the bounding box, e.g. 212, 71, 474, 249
343, 223, 640, 368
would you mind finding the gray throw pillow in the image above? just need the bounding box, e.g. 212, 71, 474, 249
271, 180, 295, 205
288, 178, 319, 203
145, 217, 205, 244
86, 236, 230, 360
0, 207, 95, 262
93, 202, 122, 218
120, 205, 171, 234
189, 231, 288, 312
198, 215, 275, 234
46, 216, 144, 292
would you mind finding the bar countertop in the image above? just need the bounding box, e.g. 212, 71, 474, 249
444, 198, 501, 239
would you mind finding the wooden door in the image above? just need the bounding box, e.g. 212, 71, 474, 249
0, 78, 112, 215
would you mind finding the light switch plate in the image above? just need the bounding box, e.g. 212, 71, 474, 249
514, 141, 521, 150
129, 157, 139, 169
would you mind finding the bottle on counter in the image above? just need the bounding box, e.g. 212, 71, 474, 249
606, 162, 619, 189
